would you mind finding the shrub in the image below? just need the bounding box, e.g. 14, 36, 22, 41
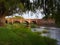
30, 23, 37, 28
42, 30, 49, 34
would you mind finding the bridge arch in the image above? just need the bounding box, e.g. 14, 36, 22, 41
31, 21, 36, 24
14, 21, 20, 24
5, 20, 8, 23
24, 21, 29, 25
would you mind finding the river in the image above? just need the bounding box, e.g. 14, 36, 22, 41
31, 26, 60, 45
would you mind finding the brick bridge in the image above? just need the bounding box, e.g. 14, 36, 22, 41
6, 18, 55, 26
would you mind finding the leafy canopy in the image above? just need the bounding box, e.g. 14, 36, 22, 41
0, 0, 30, 16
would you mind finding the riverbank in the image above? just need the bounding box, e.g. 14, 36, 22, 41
0, 24, 57, 45
31, 26, 60, 45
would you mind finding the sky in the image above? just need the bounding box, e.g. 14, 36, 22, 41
30, 0, 33, 3
6, 9, 44, 19
6, 0, 45, 19
22, 10, 44, 19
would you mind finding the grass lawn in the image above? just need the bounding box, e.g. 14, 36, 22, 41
0, 24, 57, 45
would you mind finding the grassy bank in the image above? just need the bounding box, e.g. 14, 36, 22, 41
0, 24, 57, 45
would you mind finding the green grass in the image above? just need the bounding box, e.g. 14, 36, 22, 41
0, 24, 57, 45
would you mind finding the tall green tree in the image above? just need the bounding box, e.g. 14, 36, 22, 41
31, 0, 60, 26
39, 0, 60, 26
0, 0, 30, 26
0, 0, 60, 26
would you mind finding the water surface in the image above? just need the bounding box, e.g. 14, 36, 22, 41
31, 26, 60, 45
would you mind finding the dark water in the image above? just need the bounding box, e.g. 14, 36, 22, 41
31, 26, 60, 45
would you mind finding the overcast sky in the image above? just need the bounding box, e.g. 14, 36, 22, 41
6, 0, 45, 19
22, 10, 44, 19
6, 0, 59, 19
6, 9, 44, 19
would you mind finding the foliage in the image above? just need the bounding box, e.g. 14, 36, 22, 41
0, 24, 57, 45
42, 30, 49, 34
0, 0, 60, 27
40, 0, 60, 26
30, 23, 37, 28
0, 0, 30, 16
14, 16, 24, 19
34, 32, 42, 35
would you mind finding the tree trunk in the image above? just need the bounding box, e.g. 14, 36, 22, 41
0, 16, 5, 26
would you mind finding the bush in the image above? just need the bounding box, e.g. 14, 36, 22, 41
42, 30, 49, 34
0, 24, 57, 45
30, 23, 37, 28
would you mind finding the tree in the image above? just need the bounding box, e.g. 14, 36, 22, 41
38, 0, 60, 26
0, 0, 30, 26
44, 0, 60, 25
1, 0, 60, 26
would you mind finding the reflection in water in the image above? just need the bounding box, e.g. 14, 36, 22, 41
31, 26, 60, 45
